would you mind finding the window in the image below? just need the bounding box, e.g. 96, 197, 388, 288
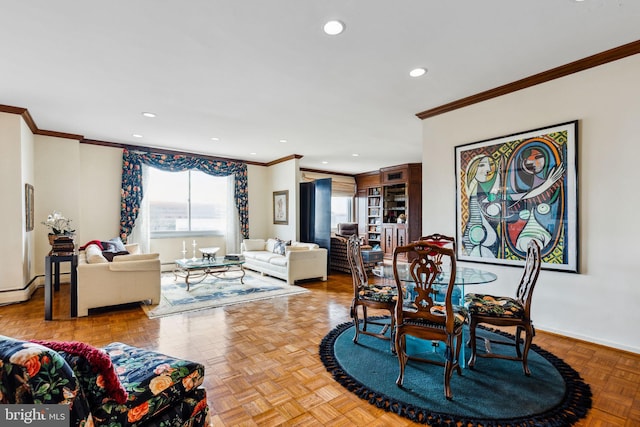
147, 167, 228, 237
331, 196, 353, 229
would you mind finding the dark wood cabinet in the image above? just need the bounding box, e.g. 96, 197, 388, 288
356, 163, 421, 259
382, 223, 408, 259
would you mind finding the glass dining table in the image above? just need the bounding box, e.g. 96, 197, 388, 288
372, 264, 497, 367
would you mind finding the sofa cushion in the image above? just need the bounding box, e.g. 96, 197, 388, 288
269, 256, 288, 267
254, 252, 279, 263
243, 239, 265, 251
94, 342, 206, 426
266, 238, 278, 253
86, 244, 108, 264
241, 251, 261, 260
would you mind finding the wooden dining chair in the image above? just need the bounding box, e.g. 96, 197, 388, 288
464, 239, 542, 375
392, 241, 467, 400
346, 235, 396, 351
418, 234, 457, 303
418, 233, 456, 251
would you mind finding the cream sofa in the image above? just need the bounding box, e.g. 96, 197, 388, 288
76, 243, 161, 316
241, 238, 327, 284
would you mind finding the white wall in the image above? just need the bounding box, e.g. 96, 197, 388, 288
269, 158, 300, 242
78, 144, 123, 245
21, 119, 35, 288
247, 164, 270, 239
0, 113, 26, 298
33, 135, 81, 277
422, 54, 640, 353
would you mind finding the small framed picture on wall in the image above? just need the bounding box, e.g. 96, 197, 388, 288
273, 190, 288, 225
25, 183, 34, 231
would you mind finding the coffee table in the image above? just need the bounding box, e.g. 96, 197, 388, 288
174, 257, 246, 291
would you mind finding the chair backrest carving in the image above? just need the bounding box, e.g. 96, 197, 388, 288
417, 234, 456, 273
515, 240, 542, 315
393, 241, 458, 331
346, 234, 368, 297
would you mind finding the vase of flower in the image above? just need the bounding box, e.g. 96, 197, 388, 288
42, 212, 75, 248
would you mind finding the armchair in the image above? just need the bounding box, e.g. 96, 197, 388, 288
76, 243, 161, 316
330, 223, 379, 273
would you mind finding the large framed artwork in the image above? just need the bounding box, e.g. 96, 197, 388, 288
273, 190, 289, 225
455, 120, 579, 272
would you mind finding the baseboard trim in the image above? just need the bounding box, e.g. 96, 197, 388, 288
0, 279, 41, 306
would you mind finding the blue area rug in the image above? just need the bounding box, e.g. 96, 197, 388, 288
319, 318, 591, 426
143, 272, 309, 318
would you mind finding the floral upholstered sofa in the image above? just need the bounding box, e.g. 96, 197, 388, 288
0, 335, 209, 426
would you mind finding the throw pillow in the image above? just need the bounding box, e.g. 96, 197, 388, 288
79, 240, 103, 251
101, 241, 116, 252
30, 340, 128, 404
243, 239, 266, 252
86, 244, 108, 263
272, 238, 291, 256
108, 237, 127, 252
273, 239, 286, 255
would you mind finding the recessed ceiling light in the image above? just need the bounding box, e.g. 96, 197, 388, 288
409, 68, 427, 77
279, 139, 287, 143
211, 137, 220, 141
132, 134, 143, 138
352, 153, 359, 157
322, 161, 329, 164
142, 112, 156, 118
249, 152, 257, 155
323, 20, 345, 36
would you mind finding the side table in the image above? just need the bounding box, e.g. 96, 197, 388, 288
45, 252, 78, 320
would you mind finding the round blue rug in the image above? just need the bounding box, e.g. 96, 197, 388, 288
319, 318, 591, 426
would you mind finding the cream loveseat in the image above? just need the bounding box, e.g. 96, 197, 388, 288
241, 238, 327, 284
76, 243, 161, 316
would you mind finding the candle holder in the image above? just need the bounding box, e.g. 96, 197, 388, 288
192, 240, 197, 260
181, 249, 187, 261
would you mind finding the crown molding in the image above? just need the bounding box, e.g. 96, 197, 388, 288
416, 39, 640, 120
266, 154, 304, 166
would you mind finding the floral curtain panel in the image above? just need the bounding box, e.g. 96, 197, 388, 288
120, 149, 249, 242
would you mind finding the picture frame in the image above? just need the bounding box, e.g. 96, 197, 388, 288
455, 120, 579, 272
25, 183, 34, 231
273, 190, 289, 225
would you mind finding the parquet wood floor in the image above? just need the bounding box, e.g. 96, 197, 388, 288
0, 272, 638, 426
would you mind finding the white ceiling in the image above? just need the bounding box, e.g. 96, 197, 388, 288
1, 1, 639, 174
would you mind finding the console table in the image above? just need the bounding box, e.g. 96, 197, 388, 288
45, 253, 78, 320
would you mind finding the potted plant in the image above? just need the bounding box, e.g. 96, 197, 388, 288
42, 211, 75, 245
